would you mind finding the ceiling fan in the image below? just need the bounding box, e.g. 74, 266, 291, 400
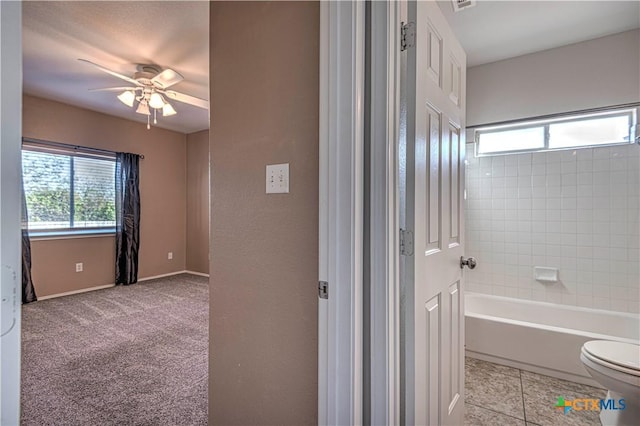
79, 59, 208, 129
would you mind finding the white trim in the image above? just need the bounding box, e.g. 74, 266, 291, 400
37, 270, 207, 301
1, 2, 23, 423
319, 1, 365, 425
30, 232, 115, 242
368, 1, 402, 424
137, 270, 193, 282
318, 2, 329, 422
184, 270, 209, 278
37, 283, 116, 301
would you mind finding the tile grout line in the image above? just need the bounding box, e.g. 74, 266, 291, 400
518, 367, 529, 424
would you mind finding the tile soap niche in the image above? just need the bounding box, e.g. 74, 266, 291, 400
534, 266, 559, 283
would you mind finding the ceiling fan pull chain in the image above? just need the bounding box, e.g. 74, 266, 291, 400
154, 109, 158, 125
147, 114, 150, 130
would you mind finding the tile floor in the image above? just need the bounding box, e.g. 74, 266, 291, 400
464, 357, 607, 426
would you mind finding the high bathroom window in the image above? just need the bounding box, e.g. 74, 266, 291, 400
475, 107, 637, 156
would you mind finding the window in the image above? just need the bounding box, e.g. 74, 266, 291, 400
475, 108, 637, 156
22, 144, 116, 236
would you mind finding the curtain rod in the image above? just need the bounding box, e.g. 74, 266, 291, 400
21, 137, 145, 159
467, 102, 640, 130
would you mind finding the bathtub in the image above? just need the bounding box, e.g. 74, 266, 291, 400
465, 292, 640, 386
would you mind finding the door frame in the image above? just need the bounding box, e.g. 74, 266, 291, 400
366, 1, 403, 425
0, 1, 24, 424
318, 1, 365, 425
318, 1, 404, 424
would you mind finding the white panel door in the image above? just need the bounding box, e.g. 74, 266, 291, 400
404, 1, 467, 425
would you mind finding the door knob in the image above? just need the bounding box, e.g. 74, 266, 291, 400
460, 256, 477, 270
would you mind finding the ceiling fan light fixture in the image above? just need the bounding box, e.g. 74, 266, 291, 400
117, 90, 135, 107
80, 60, 205, 130
136, 100, 150, 116
149, 92, 165, 109
162, 102, 177, 117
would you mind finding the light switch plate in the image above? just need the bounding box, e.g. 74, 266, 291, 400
266, 163, 289, 194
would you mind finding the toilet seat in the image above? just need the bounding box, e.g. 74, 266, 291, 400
582, 340, 640, 377
580, 341, 640, 426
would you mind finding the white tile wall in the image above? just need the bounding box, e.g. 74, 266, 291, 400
465, 143, 640, 313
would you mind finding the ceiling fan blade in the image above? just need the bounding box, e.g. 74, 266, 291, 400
88, 87, 141, 92
162, 90, 209, 109
151, 68, 184, 89
78, 59, 142, 86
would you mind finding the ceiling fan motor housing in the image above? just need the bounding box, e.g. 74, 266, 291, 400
134, 64, 163, 86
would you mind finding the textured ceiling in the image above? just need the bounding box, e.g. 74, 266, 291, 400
437, 0, 640, 67
23, 1, 209, 134
23, 1, 640, 132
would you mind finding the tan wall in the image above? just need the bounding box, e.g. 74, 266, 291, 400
186, 129, 209, 274
209, 2, 319, 424
467, 29, 640, 126
23, 95, 187, 297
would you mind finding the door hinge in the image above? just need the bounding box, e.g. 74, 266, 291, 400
399, 228, 414, 256
401, 22, 415, 51
318, 281, 328, 299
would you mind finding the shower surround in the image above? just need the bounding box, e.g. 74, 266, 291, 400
464, 143, 640, 314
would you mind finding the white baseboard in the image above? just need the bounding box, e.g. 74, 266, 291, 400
38, 270, 208, 301
137, 270, 189, 282
184, 270, 209, 277
138, 270, 209, 281
37, 283, 116, 301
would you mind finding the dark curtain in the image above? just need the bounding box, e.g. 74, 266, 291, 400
115, 153, 141, 285
22, 175, 37, 304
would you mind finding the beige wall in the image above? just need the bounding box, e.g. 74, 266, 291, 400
467, 29, 640, 126
209, 2, 319, 424
186, 129, 209, 274
23, 95, 187, 297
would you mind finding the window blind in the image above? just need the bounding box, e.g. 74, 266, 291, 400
22, 143, 116, 233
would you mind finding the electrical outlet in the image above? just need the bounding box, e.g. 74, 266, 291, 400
266, 163, 289, 194
168, 252, 173, 260
75, 263, 83, 272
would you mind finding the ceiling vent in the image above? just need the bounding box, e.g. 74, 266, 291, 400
452, 0, 477, 12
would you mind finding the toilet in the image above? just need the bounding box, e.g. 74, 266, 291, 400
580, 340, 640, 426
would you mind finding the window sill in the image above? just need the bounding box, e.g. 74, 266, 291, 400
29, 229, 116, 241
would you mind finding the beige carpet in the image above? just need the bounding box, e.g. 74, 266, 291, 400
21, 273, 208, 426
